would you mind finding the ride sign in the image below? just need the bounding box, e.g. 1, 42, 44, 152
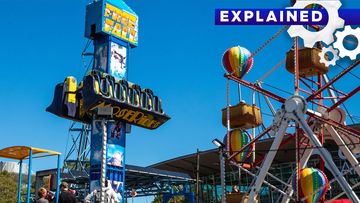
85, 0, 138, 46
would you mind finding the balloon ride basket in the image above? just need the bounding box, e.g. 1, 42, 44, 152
221, 102, 262, 129
226, 193, 260, 203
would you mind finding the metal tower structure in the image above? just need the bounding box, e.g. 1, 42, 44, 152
63, 122, 91, 175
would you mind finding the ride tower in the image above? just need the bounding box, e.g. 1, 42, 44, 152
47, 0, 170, 202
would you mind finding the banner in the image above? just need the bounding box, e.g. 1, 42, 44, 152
109, 42, 127, 80
89, 121, 126, 203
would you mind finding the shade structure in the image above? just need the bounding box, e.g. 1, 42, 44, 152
0, 146, 61, 203
0, 146, 60, 160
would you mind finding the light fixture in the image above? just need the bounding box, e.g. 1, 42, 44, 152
212, 138, 225, 148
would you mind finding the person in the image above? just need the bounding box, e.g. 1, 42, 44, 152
84, 180, 119, 203
69, 188, 76, 195
45, 190, 54, 202
35, 187, 49, 203
59, 182, 76, 203
232, 185, 240, 193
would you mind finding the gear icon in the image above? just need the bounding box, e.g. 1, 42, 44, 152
287, 0, 344, 48
319, 46, 339, 66
333, 25, 360, 60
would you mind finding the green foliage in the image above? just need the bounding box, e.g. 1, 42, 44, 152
152, 195, 162, 203
0, 171, 19, 203
152, 194, 189, 203
0, 171, 36, 203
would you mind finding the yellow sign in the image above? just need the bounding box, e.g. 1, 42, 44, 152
103, 3, 138, 45
91, 102, 162, 129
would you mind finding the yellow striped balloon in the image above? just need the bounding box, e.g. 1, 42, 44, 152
293, 168, 329, 203
224, 129, 254, 163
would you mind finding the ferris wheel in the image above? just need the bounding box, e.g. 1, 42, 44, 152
220, 1, 360, 203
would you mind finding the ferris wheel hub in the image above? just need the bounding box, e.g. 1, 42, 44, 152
284, 95, 307, 114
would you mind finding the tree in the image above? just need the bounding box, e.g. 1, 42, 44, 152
0, 171, 36, 203
152, 194, 189, 203
0, 171, 18, 203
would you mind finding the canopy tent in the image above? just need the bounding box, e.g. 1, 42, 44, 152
0, 146, 61, 203
0, 146, 60, 160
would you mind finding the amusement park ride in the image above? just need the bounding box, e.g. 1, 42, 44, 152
47, 0, 170, 202
219, 0, 360, 202
43, 0, 360, 202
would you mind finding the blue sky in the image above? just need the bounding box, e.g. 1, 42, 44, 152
0, 0, 360, 202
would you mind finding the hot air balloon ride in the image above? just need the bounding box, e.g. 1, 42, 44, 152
293, 168, 329, 203
224, 129, 254, 164
222, 46, 254, 79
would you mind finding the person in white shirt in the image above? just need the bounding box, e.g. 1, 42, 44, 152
84, 180, 120, 203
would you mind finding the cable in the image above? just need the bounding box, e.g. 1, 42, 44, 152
326, 80, 357, 125
236, 26, 289, 75
262, 83, 293, 95
81, 39, 94, 76
257, 58, 286, 83
335, 63, 360, 81
348, 115, 360, 121
249, 26, 289, 60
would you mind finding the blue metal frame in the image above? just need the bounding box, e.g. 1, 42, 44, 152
125, 41, 130, 80
106, 37, 112, 74
26, 148, 32, 203
122, 130, 126, 203
14, 150, 61, 203
17, 160, 23, 203
56, 155, 61, 203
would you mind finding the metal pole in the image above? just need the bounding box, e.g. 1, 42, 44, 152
206, 178, 210, 203
307, 59, 360, 102
252, 91, 256, 163
17, 160, 23, 203
294, 37, 299, 95
26, 148, 33, 203
196, 149, 200, 203
213, 175, 218, 202
238, 167, 241, 186
226, 75, 286, 103
220, 148, 226, 203
228, 127, 272, 160
327, 181, 360, 202
100, 119, 108, 203
56, 154, 61, 203
317, 75, 325, 203
258, 83, 276, 115
247, 118, 289, 202
323, 74, 339, 104
238, 165, 291, 199
328, 86, 360, 112
326, 125, 360, 176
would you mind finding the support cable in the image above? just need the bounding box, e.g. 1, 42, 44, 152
249, 26, 290, 60
336, 63, 360, 81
